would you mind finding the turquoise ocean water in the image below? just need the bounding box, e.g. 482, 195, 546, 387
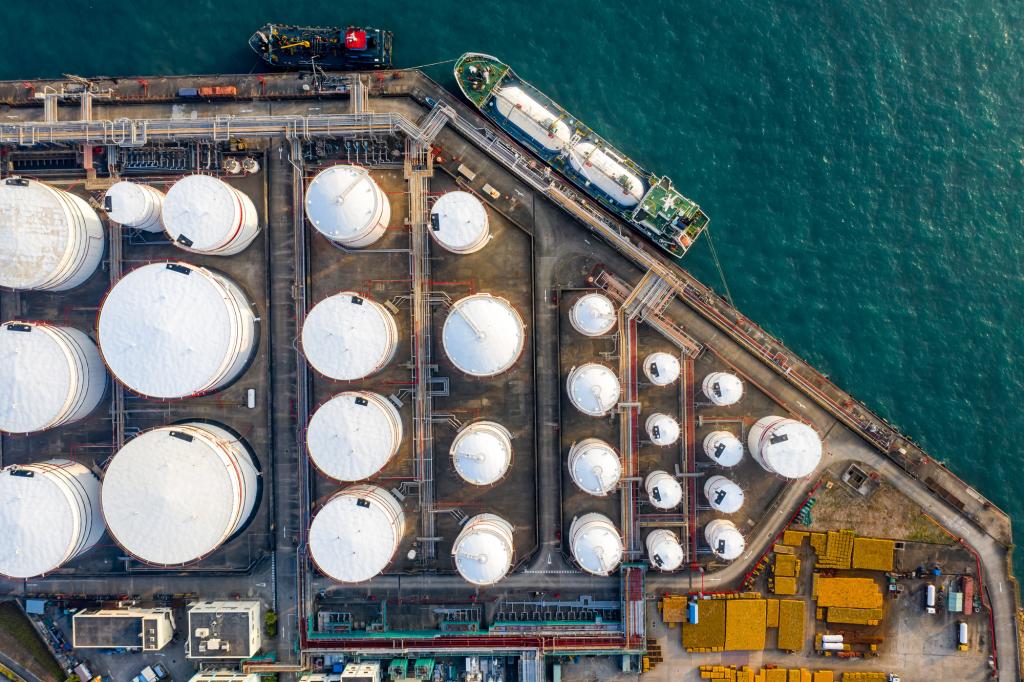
5, 1, 1023, 574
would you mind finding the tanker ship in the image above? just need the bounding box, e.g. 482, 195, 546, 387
249, 24, 392, 70
454, 53, 709, 260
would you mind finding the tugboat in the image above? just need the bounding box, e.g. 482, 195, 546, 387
249, 24, 393, 70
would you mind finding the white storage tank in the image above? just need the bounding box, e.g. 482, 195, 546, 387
101, 422, 259, 566
450, 421, 513, 486
645, 529, 684, 572
645, 470, 683, 510
702, 372, 743, 406
568, 293, 616, 337
0, 459, 104, 578
569, 512, 623, 576
748, 416, 823, 479
702, 431, 744, 467
452, 513, 514, 586
442, 294, 525, 377
493, 85, 571, 152
567, 438, 621, 496
103, 181, 165, 232
0, 177, 105, 292
645, 413, 680, 447
704, 475, 745, 514
429, 191, 490, 254
305, 165, 391, 248
0, 321, 107, 434
301, 292, 398, 381
643, 352, 680, 386
98, 261, 257, 399
568, 143, 645, 207
705, 519, 745, 561
162, 175, 260, 255
309, 484, 404, 583
307, 391, 403, 482
566, 363, 620, 417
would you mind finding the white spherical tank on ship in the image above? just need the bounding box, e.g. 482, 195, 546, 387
309, 484, 405, 583
103, 181, 165, 233
305, 165, 391, 248
429, 191, 490, 254
306, 391, 403, 482
301, 292, 399, 381
569, 512, 623, 576
748, 416, 822, 479
645, 529, 684, 572
450, 421, 513, 486
452, 513, 515, 586
162, 175, 260, 255
569, 293, 616, 337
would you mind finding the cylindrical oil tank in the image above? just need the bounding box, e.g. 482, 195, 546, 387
98, 261, 257, 399
429, 191, 490, 254
103, 181, 165, 232
0, 459, 104, 578
702, 371, 743, 406
645, 470, 683, 510
702, 431, 744, 467
568, 438, 621, 496
492, 85, 571, 152
305, 165, 391, 248
162, 175, 260, 255
450, 420, 513, 486
442, 294, 525, 377
307, 392, 403, 482
568, 142, 645, 207
569, 293, 616, 337
645, 529, 684, 572
705, 519, 745, 561
566, 363, 620, 417
301, 292, 398, 381
569, 512, 623, 576
645, 413, 680, 447
101, 422, 259, 567
309, 484, 404, 583
0, 177, 105, 292
704, 475, 745, 514
643, 352, 680, 386
452, 513, 514, 586
0, 321, 106, 434
748, 416, 822, 479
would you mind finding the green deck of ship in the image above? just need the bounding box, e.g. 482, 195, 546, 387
454, 55, 508, 108
635, 181, 709, 244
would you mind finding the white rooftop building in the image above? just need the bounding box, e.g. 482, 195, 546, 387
705, 519, 745, 561
645, 471, 683, 510
103, 181, 165, 233
569, 513, 623, 576
702, 431, 744, 467
567, 438, 621, 496
568, 293, 616, 337
309, 484, 404, 583
566, 363, 620, 417
450, 421, 513, 486
301, 292, 398, 381
429, 191, 491, 254
72, 608, 175, 651
704, 475, 745, 514
162, 175, 260, 255
452, 513, 515, 586
702, 372, 743, 406
492, 85, 571, 152
307, 392, 402, 482
748, 416, 823, 479
189, 673, 260, 682
306, 165, 391, 248
645, 529, 684, 572
187, 601, 260, 659
643, 352, 680, 386
645, 413, 680, 447
442, 294, 525, 377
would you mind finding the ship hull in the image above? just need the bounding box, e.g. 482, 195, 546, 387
249, 24, 392, 70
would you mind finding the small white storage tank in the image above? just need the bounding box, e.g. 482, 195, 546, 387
645, 413, 680, 447
702, 431, 744, 467
301, 292, 398, 381
645, 470, 683, 510
748, 416, 823, 479
103, 181, 165, 232
101, 422, 259, 566
429, 191, 490, 254
162, 175, 260, 255
305, 165, 391, 248
705, 519, 745, 561
702, 372, 743, 406
0, 459, 104, 578
643, 352, 680, 386
567, 438, 621, 496
645, 529, 684, 572
568, 143, 645, 207
450, 420, 513, 486
568, 293, 616, 337
452, 513, 514, 586
0, 321, 107, 434
307, 392, 403, 482
566, 363, 620, 417
0, 177, 105, 291
442, 294, 525, 377
704, 475, 745, 514
569, 512, 623, 576
493, 85, 571, 152
98, 261, 257, 399
309, 484, 404, 583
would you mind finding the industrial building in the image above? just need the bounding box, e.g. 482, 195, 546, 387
187, 601, 262, 659
72, 608, 175, 651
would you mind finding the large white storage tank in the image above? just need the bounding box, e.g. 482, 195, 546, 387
567, 438, 621, 496
0, 177, 105, 292
492, 85, 571, 152
103, 181, 165, 232
645, 529, 684, 572
450, 421, 513, 486
704, 475, 745, 514
568, 143, 645, 207
309, 484, 404, 583
101, 422, 259, 566
305, 165, 391, 248
643, 352, 680, 387
301, 292, 398, 381
569, 513, 623, 576
702, 431, 744, 467
452, 513, 514, 586
702, 372, 743, 407
0, 459, 104, 578
307, 392, 403, 482
645, 413, 680, 447
566, 363, 620, 417
705, 519, 745, 561
162, 175, 260, 255
748, 416, 823, 479
98, 262, 257, 399
442, 294, 525, 377
569, 293, 616, 337
429, 191, 490, 255
645, 471, 683, 510
0, 321, 106, 434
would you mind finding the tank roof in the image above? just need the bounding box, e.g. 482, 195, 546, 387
646, 530, 684, 571
704, 475, 745, 514
703, 372, 743, 406
104, 181, 160, 226
750, 416, 822, 479
569, 293, 616, 336
162, 175, 247, 251
307, 392, 402, 482
302, 293, 396, 381
646, 413, 680, 446
0, 178, 85, 290
570, 513, 623, 576
646, 471, 683, 510
569, 439, 622, 496
442, 294, 524, 377
453, 515, 514, 586
643, 352, 680, 386
305, 165, 386, 241
450, 421, 512, 486
309, 486, 403, 583
429, 191, 489, 253
567, 363, 621, 416
703, 431, 744, 467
